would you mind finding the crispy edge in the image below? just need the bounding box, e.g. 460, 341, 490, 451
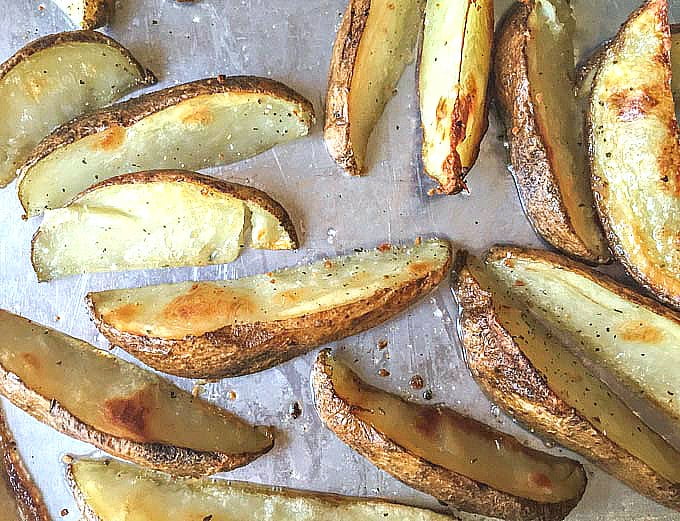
310, 349, 582, 521
80, 0, 115, 29
87, 240, 452, 378
453, 253, 680, 511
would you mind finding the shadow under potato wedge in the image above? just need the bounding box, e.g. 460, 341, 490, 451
52, 0, 114, 29
17, 75, 315, 217
0, 309, 273, 476
87, 238, 451, 379
454, 252, 680, 511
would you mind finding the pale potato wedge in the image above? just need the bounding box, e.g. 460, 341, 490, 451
311, 350, 586, 521
454, 253, 680, 511
0, 309, 273, 476
88, 238, 451, 378
18, 76, 314, 217
588, 0, 680, 308
419, 0, 493, 194
324, 0, 424, 175
31, 170, 297, 281
67, 458, 455, 521
53, 0, 114, 29
494, 0, 609, 264
0, 31, 154, 188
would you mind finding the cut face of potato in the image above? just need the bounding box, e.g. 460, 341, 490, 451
31, 170, 297, 281
88, 238, 451, 378
0, 31, 154, 188
454, 254, 680, 510
53, 0, 114, 29
312, 350, 585, 521
588, 0, 680, 307
324, 0, 424, 175
419, 0, 493, 194
0, 309, 273, 476
18, 76, 314, 217
68, 458, 453, 521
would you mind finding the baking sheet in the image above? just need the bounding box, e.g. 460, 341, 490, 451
0, 0, 678, 519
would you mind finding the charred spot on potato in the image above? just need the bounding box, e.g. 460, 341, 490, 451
19, 352, 41, 371
529, 472, 554, 490
103, 388, 154, 441
94, 126, 126, 151
413, 406, 441, 438
608, 87, 661, 122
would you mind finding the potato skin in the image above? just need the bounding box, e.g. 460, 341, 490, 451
80, 0, 115, 29
453, 253, 680, 511
88, 241, 452, 378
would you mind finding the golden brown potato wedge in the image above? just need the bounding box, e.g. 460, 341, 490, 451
588, 0, 680, 307
87, 238, 451, 379
53, 0, 114, 29
419, 0, 493, 194
17, 76, 314, 217
0, 309, 273, 476
0, 31, 154, 188
311, 350, 586, 521
453, 251, 680, 510
494, 0, 609, 264
324, 0, 424, 175
68, 458, 455, 521
31, 170, 297, 281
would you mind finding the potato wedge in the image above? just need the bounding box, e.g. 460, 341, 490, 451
0, 31, 154, 188
494, 0, 609, 264
53, 0, 114, 29
454, 253, 680, 511
67, 458, 454, 521
31, 170, 297, 281
0, 309, 273, 476
419, 0, 493, 194
87, 238, 451, 378
0, 406, 49, 521
588, 0, 680, 307
324, 0, 424, 175
17, 76, 314, 217
311, 350, 586, 521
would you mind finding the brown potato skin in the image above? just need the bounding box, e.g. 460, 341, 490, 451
311, 349, 583, 521
453, 253, 680, 512
88, 241, 452, 378
80, 0, 114, 29
493, 3, 609, 265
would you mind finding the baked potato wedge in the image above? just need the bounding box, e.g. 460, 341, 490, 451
17, 76, 314, 217
454, 253, 680, 511
67, 458, 454, 521
311, 350, 586, 521
0, 31, 154, 188
588, 0, 680, 307
419, 0, 493, 194
324, 0, 424, 175
494, 0, 609, 264
87, 238, 451, 378
31, 170, 297, 281
53, 0, 114, 29
0, 309, 273, 476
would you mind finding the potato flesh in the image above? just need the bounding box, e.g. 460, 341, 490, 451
32, 180, 293, 280
0, 310, 270, 453
348, 0, 424, 173
71, 459, 452, 521
0, 478, 20, 521
0, 42, 147, 187
19, 93, 312, 216
89, 239, 449, 339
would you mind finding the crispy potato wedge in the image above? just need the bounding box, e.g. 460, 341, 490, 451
67, 458, 454, 521
311, 350, 586, 521
588, 0, 680, 307
87, 238, 451, 378
31, 170, 297, 281
0, 406, 49, 521
419, 0, 493, 194
0, 309, 273, 476
17, 76, 314, 217
0, 31, 154, 188
324, 0, 424, 175
494, 0, 609, 264
53, 0, 114, 29
454, 253, 680, 511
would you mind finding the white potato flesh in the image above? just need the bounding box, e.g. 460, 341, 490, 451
69, 459, 452, 521
89, 239, 450, 339
0, 39, 149, 187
